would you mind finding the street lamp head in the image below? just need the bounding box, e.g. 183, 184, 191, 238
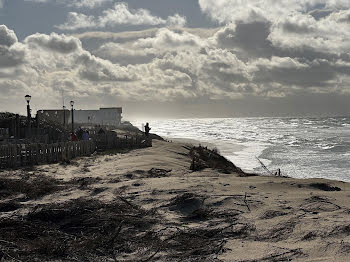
70, 100, 74, 107
25, 95, 31, 104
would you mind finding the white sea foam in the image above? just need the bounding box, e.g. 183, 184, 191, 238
132, 117, 350, 182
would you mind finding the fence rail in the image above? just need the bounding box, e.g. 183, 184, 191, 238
92, 133, 152, 151
0, 133, 152, 169
0, 140, 96, 169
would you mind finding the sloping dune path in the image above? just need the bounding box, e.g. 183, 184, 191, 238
1, 140, 349, 261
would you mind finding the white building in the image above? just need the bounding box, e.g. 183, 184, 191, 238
71, 107, 123, 126
38, 107, 123, 127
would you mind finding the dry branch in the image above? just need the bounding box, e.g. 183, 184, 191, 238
244, 192, 251, 212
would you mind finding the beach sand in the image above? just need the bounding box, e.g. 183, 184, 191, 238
0, 139, 349, 261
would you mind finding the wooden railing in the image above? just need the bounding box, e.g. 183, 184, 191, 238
0, 140, 96, 169
92, 133, 152, 151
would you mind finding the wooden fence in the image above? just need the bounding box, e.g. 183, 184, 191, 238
0, 140, 96, 169
92, 133, 152, 152
0, 132, 152, 169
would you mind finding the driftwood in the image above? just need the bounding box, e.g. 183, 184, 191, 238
256, 157, 274, 176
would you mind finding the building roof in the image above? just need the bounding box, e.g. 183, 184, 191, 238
37, 109, 70, 112
99, 107, 122, 110
39, 107, 122, 112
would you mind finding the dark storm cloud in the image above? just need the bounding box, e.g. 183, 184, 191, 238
215, 21, 274, 60
252, 58, 338, 89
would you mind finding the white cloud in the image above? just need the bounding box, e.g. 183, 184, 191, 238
133, 28, 207, 52
2, 16, 350, 114
69, 0, 113, 8
166, 14, 187, 27
253, 56, 309, 70
198, 0, 350, 24
0, 25, 25, 69
0, 44, 26, 68
328, 9, 350, 23
98, 3, 166, 27
92, 28, 208, 65
55, 12, 96, 31
25, 0, 113, 9
25, 32, 82, 53
268, 12, 350, 54
56, 3, 187, 30
0, 25, 18, 46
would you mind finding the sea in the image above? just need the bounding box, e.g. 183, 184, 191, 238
132, 117, 350, 182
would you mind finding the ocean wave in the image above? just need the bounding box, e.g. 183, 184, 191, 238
319, 145, 336, 150
133, 117, 350, 182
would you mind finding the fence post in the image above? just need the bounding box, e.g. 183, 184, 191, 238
37, 144, 40, 164
34, 144, 38, 165
7, 144, 12, 168
68, 142, 72, 160
60, 142, 64, 162
41, 144, 45, 164
55, 143, 59, 162
79, 141, 82, 157
13, 145, 17, 167
73, 142, 76, 158
0, 146, 3, 168
23, 144, 27, 166
77, 141, 81, 157
47, 144, 51, 163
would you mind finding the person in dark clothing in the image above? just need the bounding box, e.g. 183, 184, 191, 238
82, 130, 89, 141
98, 127, 105, 134
76, 127, 84, 140
71, 132, 77, 141
145, 122, 151, 137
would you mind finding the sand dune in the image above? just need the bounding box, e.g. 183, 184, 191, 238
0, 140, 349, 261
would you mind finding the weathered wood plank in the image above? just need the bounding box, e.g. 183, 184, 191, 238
0, 138, 148, 169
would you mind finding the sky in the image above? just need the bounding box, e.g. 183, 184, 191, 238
1, 0, 350, 119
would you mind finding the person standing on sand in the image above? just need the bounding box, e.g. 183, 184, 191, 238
145, 123, 151, 137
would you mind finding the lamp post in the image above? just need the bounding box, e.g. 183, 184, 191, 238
70, 100, 74, 133
25, 95, 31, 120
63, 105, 66, 127
25, 95, 31, 138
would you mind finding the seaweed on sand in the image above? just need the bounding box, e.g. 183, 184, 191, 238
0, 194, 243, 262
0, 197, 160, 261
0, 175, 64, 200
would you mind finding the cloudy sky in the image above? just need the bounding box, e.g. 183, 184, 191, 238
1, 0, 350, 119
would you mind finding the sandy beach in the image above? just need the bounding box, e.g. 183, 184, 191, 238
0, 138, 349, 261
